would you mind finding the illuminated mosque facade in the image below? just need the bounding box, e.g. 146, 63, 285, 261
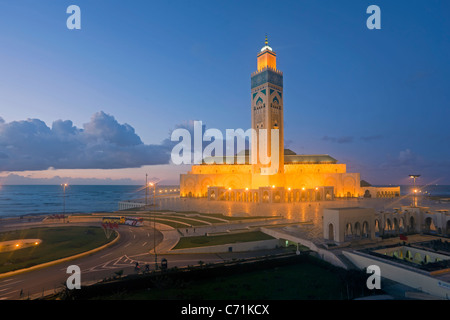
180, 37, 400, 203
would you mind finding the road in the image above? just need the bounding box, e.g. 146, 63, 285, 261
0, 222, 163, 299
0, 222, 289, 300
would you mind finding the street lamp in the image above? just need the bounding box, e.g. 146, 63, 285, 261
145, 177, 160, 269
153, 211, 158, 270
145, 173, 148, 206
409, 175, 420, 207
147, 180, 158, 269
149, 182, 156, 206
61, 183, 68, 215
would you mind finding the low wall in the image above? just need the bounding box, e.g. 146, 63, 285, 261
170, 238, 283, 254
343, 250, 450, 299
260, 227, 348, 269
66, 216, 102, 223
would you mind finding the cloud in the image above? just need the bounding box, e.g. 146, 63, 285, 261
397, 148, 417, 166
0, 111, 174, 171
379, 148, 419, 169
361, 134, 383, 142
322, 135, 354, 144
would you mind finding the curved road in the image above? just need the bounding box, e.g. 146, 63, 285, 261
0, 222, 163, 299
0, 221, 289, 300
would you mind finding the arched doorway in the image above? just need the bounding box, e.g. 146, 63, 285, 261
354, 222, 361, 238
328, 223, 335, 241
262, 191, 269, 203
273, 191, 281, 203
345, 223, 353, 241
399, 217, 405, 231
446, 221, 450, 236
362, 221, 369, 238
424, 217, 436, 233
409, 216, 415, 231
364, 190, 372, 198
385, 219, 392, 232
374, 219, 380, 235
393, 218, 399, 232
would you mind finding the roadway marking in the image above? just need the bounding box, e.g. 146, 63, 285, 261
0, 280, 23, 289
0, 278, 16, 283
0, 289, 19, 300
100, 252, 113, 258
124, 242, 131, 248
85, 255, 135, 272
142, 242, 147, 246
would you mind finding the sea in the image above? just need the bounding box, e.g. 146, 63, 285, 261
0, 185, 146, 218
0, 184, 449, 218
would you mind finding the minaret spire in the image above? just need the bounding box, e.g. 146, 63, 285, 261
260, 34, 272, 53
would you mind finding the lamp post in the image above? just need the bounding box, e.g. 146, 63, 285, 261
154, 213, 158, 270
61, 183, 68, 216
145, 174, 148, 206
149, 182, 157, 206
148, 180, 158, 269
409, 175, 420, 207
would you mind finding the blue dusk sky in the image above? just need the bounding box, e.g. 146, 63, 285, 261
0, 0, 449, 185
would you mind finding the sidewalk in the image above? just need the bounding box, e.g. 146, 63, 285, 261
148, 223, 180, 254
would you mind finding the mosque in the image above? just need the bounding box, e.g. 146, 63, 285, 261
179, 37, 400, 203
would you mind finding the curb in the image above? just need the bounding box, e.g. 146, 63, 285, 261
0, 231, 120, 279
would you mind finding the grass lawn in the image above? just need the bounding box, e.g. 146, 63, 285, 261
148, 215, 209, 227
172, 231, 275, 250
0, 226, 115, 274
94, 256, 361, 300
144, 218, 194, 229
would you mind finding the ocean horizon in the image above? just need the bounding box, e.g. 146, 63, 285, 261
0, 184, 449, 218
0, 185, 149, 218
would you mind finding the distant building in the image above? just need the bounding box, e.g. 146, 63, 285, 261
323, 207, 376, 243
324, 205, 450, 243
180, 37, 400, 202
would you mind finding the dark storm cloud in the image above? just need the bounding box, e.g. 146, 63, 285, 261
0, 111, 175, 171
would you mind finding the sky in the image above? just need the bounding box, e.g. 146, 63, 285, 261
0, 0, 449, 186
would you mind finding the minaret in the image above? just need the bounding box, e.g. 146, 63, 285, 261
250, 35, 284, 186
